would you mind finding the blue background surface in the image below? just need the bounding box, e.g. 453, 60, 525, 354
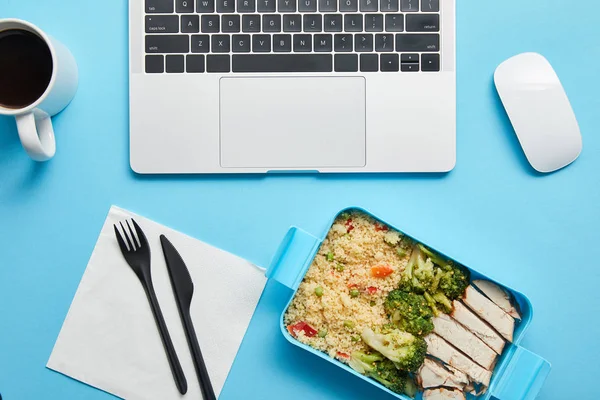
1, 0, 598, 399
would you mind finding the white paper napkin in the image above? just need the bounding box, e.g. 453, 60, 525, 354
47, 206, 267, 399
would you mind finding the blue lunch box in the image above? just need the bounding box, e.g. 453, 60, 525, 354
266, 207, 551, 400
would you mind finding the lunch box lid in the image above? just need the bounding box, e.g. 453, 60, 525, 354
266, 207, 551, 400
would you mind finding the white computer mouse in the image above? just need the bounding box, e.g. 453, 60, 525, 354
494, 52, 582, 173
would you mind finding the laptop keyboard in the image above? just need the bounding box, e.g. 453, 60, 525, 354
144, 0, 441, 73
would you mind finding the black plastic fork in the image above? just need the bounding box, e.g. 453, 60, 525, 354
114, 219, 188, 395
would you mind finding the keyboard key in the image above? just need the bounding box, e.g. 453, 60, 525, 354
166, 55, 185, 72
283, 14, 302, 31
334, 33, 353, 51
201, 15, 220, 32
421, 0, 438, 12
232, 34, 251, 52
406, 14, 439, 31
182, 15, 200, 32
380, 0, 398, 12
339, 0, 358, 12
304, 14, 322, 32
375, 33, 393, 51
314, 34, 332, 51
355, 33, 373, 51
273, 34, 292, 51
146, 35, 190, 53
252, 34, 271, 51
191, 34, 210, 52
401, 53, 418, 62
196, 0, 215, 12
232, 54, 332, 72
186, 54, 205, 72
263, 14, 282, 32
396, 33, 439, 51
222, 15, 241, 32
243, 15, 261, 31
293, 34, 312, 51
380, 53, 399, 71
334, 54, 358, 72
324, 14, 342, 32
421, 53, 439, 71
279, 0, 297, 11
365, 14, 383, 32
298, 0, 317, 12
385, 13, 404, 31
176, 0, 195, 12
360, 0, 377, 11
360, 53, 378, 71
216, 0, 235, 12
344, 14, 363, 31
147, 0, 174, 13
400, 0, 417, 11
237, 0, 256, 11
145, 15, 179, 33
319, 0, 337, 11
207, 54, 230, 72
145, 55, 164, 72
401, 62, 418, 71
257, 0, 277, 11
212, 35, 231, 52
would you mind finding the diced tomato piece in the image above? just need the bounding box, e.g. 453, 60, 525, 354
288, 321, 318, 338
345, 218, 355, 233
367, 286, 378, 294
375, 224, 389, 232
337, 352, 350, 359
371, 265, 394, 278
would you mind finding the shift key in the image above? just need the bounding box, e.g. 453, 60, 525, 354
146, 35, 190, 53
395, 33, 438, 51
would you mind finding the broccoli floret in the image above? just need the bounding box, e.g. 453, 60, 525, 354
432, 291, 453, 313
385, 290, 434, 337
418, 244, 449, 268
361, 327, 427, 373
349, 351, 408, 394
348, 351, 385, 374
423, 291, 441, 316
438, 264, 470, 300
417, 244, 470, 300
399, 244, 438, 294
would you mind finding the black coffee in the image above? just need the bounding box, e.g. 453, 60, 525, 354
0, 29, 53, 109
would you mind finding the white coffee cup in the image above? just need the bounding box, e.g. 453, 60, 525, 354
0, 19, 78, 161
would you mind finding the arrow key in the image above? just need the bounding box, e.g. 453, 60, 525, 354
380, 53, 399, 71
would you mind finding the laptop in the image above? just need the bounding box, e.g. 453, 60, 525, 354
129, 0, 455, 173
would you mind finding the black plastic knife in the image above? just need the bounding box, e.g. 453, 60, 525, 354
160, 234, 217, 400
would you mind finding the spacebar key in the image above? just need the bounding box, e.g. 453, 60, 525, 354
232, 54, 333, 72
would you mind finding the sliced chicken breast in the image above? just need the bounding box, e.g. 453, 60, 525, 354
432, 313, 497, 370
451, 300, 505, 354
417, 358, 469, 390
424, 334, 492, 386
463, 285, 514, 342
423, 388, 466, 400
473, 280, 521, 319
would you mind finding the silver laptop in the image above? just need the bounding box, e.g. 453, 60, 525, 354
129, 0, 455, 173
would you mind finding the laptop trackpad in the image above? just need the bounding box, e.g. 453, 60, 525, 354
220, 77, 366, 169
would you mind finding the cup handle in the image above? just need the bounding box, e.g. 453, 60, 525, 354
15, 110, 56, 161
